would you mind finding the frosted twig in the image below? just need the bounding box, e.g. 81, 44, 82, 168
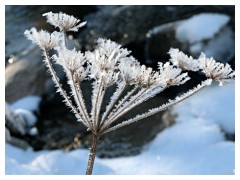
68, 71, 92, 130
100, 87, 148, 132
43, 50, 86, 126
95, 81, 107, 130
91, 75, 103, 132
100, 81, 127, 125
108, 85, 139, 118
102, 79, 211, 134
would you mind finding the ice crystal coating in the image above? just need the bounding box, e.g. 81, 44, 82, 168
54, 49, 89, 81
24, 28, 61, 50
168, 48, 200, 71
43, 11, 86, 32
158, 62, 190, 86
118, 56, 140, 84
54, 49, 86, 71
198, 53, 235, 86
133, 65, 160, 87
86, 38, 131, 80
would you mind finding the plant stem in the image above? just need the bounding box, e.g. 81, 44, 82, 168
103, 80, 209, 134
100, 82, 127, 125
43, 50, 86, 125
86, 134, 99, 175
69, 72, 92, 130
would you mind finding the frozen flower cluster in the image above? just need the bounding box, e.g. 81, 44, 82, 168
43, 11, 86, 32
24, 28, 62, 50
198, 53, 235, 86
168, 48, 200, 71
25, 11, 235, 134
25, 11, 235, 175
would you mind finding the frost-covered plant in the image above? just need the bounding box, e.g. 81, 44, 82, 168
25, 12, 235, 175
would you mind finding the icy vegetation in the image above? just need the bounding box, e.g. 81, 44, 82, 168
22, 11, 234, 175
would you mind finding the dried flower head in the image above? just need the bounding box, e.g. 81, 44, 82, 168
24, 28, 61, 50
168, 48, 200, 71
118, 56, 140, 84
158, 62, 190, 86
133, 65, 161, 87
54, 49, 86, 71
86, 38, 131, 79
198, 53, 235, 86
43, 11, 86, 32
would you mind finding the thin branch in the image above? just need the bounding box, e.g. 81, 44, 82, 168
100, 81, 127, 126
115, 85, 166, 118
43, 50, 86, 126
100, 87, 148, 132
95, 83, 107, 131
91, 75, 103, 132
107, 85, 139, 120
102, 79, 210, 134
78, 82, 92, 125
85, 134, 99, 175
69, 71, 93, 130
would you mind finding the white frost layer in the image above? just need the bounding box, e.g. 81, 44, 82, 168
176, 13, 230, 43
5, 83, 234, 174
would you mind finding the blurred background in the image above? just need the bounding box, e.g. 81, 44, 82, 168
5, 5, 235, 174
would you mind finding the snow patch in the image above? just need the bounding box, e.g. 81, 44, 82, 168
173, 81, 235, 134
176, 13, 230, 44
14, 109, 37, 126
10, 96, 41, 112
9, 95, 41, 127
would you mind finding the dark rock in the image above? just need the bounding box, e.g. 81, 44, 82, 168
79, 6, 234, 63
5, 103, 29, 150
225, 133, 235, 141
145, 14, 234, 66
5, 48, 47, 103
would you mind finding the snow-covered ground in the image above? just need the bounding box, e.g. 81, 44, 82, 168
5, 82, 235, 175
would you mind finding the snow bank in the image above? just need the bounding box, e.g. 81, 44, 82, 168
5, 144, 113, 175
173, 81, 235, 134
176, 13, 230, 44
9, 95, 41, 126
10, 95, 41, 112
5, 83, 234, 175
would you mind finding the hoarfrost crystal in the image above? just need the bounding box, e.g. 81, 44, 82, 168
199, 53, 235, 86
43, 11, 86, 32
158, 62, 190, 86
24, 28, 61, 50
168, 48, 200, 71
